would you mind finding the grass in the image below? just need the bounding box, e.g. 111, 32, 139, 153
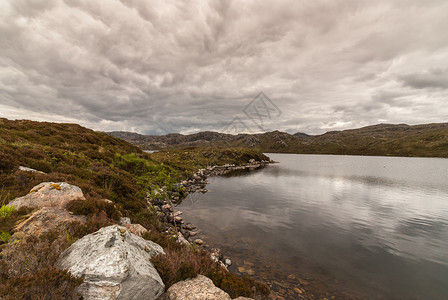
0, 118, 270, 298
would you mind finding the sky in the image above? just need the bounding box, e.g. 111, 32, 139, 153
1, 0, 448, 135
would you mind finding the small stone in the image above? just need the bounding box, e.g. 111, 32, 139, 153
224, 258, 232, 267
189, 231, 198, 236
294, 287, 302, 294
161, 204, 173, 213
194, 239, 204, 245
184, 223, 196, 230
173, 211, 183, 217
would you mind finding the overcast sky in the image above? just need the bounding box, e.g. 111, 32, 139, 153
1, 0, 448, 135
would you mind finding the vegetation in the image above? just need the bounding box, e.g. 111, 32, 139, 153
147, 230, 269, 298
0, 118, 270, 299
110, 122, 448, 158
0, 204, 15, 219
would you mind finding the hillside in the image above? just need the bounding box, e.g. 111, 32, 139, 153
0, 118, 270, 299
108, 122, 448, 158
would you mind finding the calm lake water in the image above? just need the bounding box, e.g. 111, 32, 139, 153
178, 154, 448, 299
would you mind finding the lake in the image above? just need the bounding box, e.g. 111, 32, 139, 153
178, 154, 448, 299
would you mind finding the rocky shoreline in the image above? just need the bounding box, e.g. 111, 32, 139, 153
148, 159, 272, 269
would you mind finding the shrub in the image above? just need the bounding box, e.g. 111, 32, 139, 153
151, 247, 270, 298
151, 248, 218, 287
0, 230, 11, 243
66, 199, 120, 220
0, 204, 15, 218
66, 211, 115, 239
0, 267, 82, 300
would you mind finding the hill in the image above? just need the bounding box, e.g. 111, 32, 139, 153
108, 122, 448, 158
0, 118, 270, 298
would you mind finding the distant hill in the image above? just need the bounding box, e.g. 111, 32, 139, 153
108, 122, 448, 158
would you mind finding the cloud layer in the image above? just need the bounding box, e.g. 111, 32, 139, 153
1, 0, 448, 134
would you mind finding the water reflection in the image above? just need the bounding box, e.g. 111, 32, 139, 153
179, 154, 448, 299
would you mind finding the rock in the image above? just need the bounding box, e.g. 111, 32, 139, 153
123, 224, 148, 237
14, 207, 86, 237
210, 248, 223, 262
189, 231, 198, 236
234, 297, 254, 300
18, 166, 45, 174
8, 182, 85, 210
174, 216, 183, 223
193, 239, 204, 245
163, 275, 231, 300
224, 258, 232, 267
238, 266, 255, 275
173, 211, 183, 217
57, 225, 165, 300
119, 217, 131, 225
161, 204, 173, 213
177, 232, 190, 246
183, 223, 196, 230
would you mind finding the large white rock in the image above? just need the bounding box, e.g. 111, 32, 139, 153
57, 225, 165, 300
8, 182, 85, 210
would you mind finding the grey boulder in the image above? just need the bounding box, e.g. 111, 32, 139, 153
57, 225, 165, 300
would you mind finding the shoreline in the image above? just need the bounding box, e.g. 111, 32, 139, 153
159, 159, 360, 300
147, 160, 273, 288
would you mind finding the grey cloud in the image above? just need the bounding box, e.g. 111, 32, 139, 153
1, 0, 448, 135
399, 69, 448, 90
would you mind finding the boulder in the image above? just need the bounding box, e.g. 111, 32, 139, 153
8, 182, 85, 210
14, 207, 86, 237
57, 225, 165, 300
162, 275, 231, 300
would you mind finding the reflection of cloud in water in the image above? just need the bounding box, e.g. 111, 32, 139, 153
180, 154, 448, 298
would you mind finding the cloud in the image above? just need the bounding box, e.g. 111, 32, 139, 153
1, 0, 448, 135
399, 69, 448, 90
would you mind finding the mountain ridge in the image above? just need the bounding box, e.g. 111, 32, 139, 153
107, 122, 448, 158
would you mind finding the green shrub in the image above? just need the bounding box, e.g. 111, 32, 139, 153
0, 204, 15, 218
0, 230, 11, 243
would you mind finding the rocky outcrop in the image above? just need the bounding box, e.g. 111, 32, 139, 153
8, 182, 85, 210
161, 275, 231, 300
14, 207, 86, 237
18, 166, 45, 174
57, 225, 165, 300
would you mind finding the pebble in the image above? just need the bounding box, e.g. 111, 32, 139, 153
194, 239, 204, 245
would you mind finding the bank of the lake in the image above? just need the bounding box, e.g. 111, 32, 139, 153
178, 153, 448, 300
